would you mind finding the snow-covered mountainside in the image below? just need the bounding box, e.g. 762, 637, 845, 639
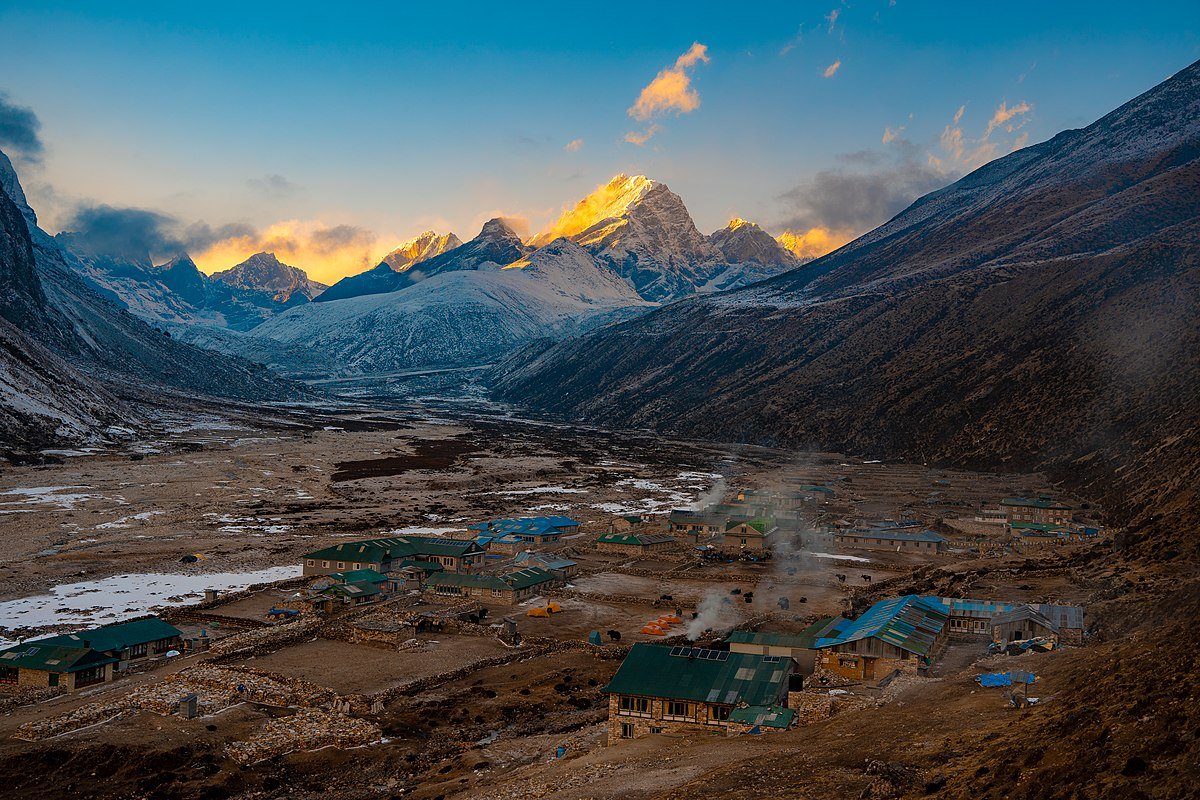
58, 236, 326, 331
0, 148, 302, 452
494, 59, 1200, 499
532, 175, 798, 301
381, 230, 462, 271
702, 218, 802, 292
533, 175, 723, 302
231, 236, 652, 375
316, 226, 504, 303
211, 252, 327, 303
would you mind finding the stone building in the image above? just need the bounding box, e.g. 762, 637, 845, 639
811, 595, 949, 685
991, 605, 1070, 645
834, 527, 946, 553
302, 535, 486, 577
936, 597, 1084, 643
595, 532, 676, 555
604, 644, 791, 744
1000, 497, 1073, 527
667, 510, 726, 541
423, 567, 557, 604
469, 516, 581, 545
512, 551, 579, 578
607, 515, 644, 534
723, 519, 778, 550
0, 617, 183, 693
726, 617, 846, 676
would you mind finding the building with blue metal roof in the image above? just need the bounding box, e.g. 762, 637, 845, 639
811, 595, 949, 683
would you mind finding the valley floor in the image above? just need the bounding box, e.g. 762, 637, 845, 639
0, 402, 1178, 800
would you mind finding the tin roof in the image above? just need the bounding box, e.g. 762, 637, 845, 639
727, 617, 844, 650
322, 580, 381, 598
426, 566, 556, 592
304, 535, 483, 563
604, 643, 790, 706
35, 617, 182, 654
814, 595, 948, 656
842, 528, 946, 543
469, 517, 580, 536
1000, 497, 1071, 510
330, 568, 387, 584
728, 704, 795, 729
595, 532, 675, 546
0, 643, 117, 673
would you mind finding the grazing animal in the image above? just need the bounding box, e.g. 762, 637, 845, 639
861, 574, 872, 582
836, 574, 847, 583
798, 596, 807, 603
660, 594, 673, 601
607, 630, 622, 642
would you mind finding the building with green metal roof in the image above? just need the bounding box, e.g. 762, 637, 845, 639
424, 566, 557, 604
595, 531, 676, 554
726, 617, 846, 675
303, 535, 486, 577
723, 518, 779, 551
727, 704, 795, 732
0, 616, 183, 693
604, 643, 792, 744
999, 497, 1073, 527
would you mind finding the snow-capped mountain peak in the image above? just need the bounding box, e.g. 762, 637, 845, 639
381, 230, 462, 272
530, 174, 657, 246
211, 252, 326, 303
709, 218, 801, 268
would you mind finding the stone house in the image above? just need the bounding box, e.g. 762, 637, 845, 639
0, 617, 183, 693
511, 551, 579, 579
991, 606, 1068, 645
302, 535, 486, 577
723, 519, 778, 550
666, 510, 726, 541
834, 527, 946, 553
607, 515, 644, 534
423, 567, 557, 604
469, 516, 581, 545
811, 596, 949, 685
595, 532, 676, 555
604, 644, 792, 744
937, 597, 1084, 643
726, 617, 846, 676
1000, 497, 1073, 527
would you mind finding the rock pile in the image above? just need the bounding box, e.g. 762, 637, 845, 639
225, 708, 380, 765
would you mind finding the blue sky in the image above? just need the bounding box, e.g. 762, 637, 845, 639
0, 1, 1197, 281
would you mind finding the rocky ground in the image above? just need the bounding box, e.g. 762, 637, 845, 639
0, 401, 1176, 800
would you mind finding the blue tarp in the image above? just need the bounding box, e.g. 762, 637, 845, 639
977, 671, 1037, 687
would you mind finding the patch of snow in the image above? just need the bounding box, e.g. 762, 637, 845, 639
0, 566, 302, 631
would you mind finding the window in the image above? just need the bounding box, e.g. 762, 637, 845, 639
708, 705, 730, 724
128, 643, 147, 659
620, 723, 634, 739
665, 701, 691, 719
74, 666, 106, 687
322, 561, 329, 568
306, 560, 314, 567
0, 666, 16, 684
353, 563, 361, 570
492, 589, 503, 597
618, 696, 650, 716
337, 562, 345, 569
48, 673, 58, 687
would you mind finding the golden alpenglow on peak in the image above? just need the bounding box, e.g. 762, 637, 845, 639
530, 174, 658, 246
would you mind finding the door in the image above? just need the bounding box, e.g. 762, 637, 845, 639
863, 658, 876, 681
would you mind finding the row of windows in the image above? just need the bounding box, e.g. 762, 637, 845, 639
616, 697, 730, 724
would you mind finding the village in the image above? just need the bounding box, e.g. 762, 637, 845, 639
0, 436, 1101, 795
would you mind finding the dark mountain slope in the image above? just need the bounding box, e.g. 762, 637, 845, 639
495, 60, 1200, 517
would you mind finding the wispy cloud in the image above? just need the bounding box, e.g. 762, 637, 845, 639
984, 100, 1033, 138
0, 93, 44, 162
882, 125, 905, 144
823, 59, 842, 78
564, 138, 584, 153
623, 125, 661, 146
779, 26, 803, 56
625, 42, 710, 145
247, 173, 298, 197
932, 99, 1033, 171
825, 8, 840, 33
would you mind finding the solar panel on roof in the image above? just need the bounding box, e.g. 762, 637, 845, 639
670, 646, 684, 656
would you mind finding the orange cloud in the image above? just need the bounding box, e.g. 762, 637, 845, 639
984, 100, 1033, 138
627, 42, 710, 124
191, 219, 389, 284
564, 138, 584, 153
777, 226, 855, 260
623, 124, 661, 146
882, 125, 905, 144
823, 59, 841, 78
